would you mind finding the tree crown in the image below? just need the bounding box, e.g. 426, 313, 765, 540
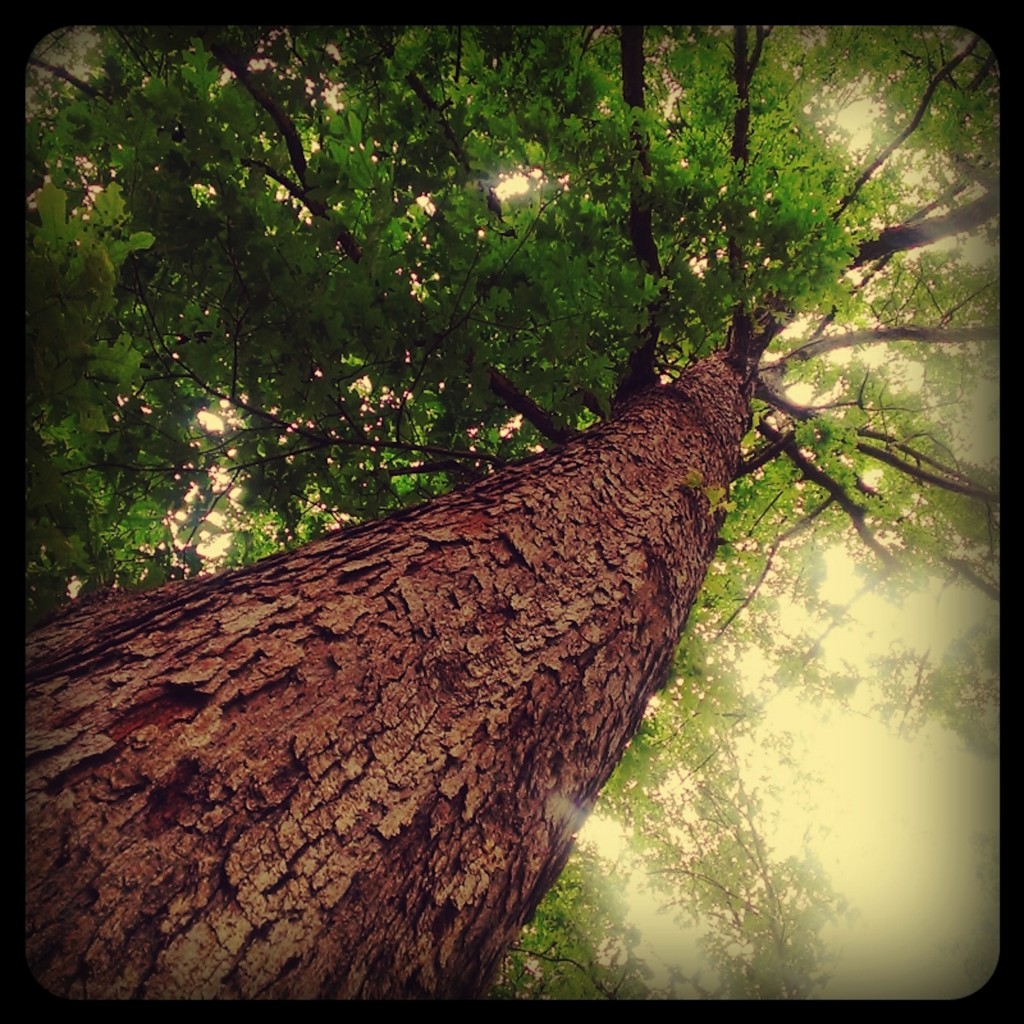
26, 26, 998, 996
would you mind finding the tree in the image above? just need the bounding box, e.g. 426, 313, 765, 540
26, 27, 998, 998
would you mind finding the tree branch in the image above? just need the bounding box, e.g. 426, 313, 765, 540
856, 441, 998, 503
715, 497, 832, 638
942, 556, 999, 602
731, 26, 750, 166
724, 28, 782, 375
387, 459, 488, 479
620, 27, 659, 274
29, 57, 106, 101
798, 568, 893, 667
215, 45, 363, 262
241, 156, 322, 214
857, 428, 972, 479
486, 368, 576, 444
736, 430, 793, 477
747, 26, 772, 78
240, 160, 362, 263
232, 392, 505, 466
758, 422, 894, 566
835, 35, 981, 218
752, 377, 999, 504
781, 324, 997, 366
409, 148, 566, 448
405, 71, 473, 174
127, 262, 498, 470
853, 190, 998, 266
966, 50, 997, 92
726, 26, 751, 364
211, 42, 308, 184
614, 26, 662, 403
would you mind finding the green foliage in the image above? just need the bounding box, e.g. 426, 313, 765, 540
27, 179, 156, 618
491, 847, 654, 1000
27, 27, 997, 996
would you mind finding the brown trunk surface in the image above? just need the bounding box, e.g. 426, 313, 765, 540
26, 351, 750, 998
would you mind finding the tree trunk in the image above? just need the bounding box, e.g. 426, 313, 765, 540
26, 351, 750, 998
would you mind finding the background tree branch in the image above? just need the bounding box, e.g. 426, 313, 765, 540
835, 35, 980, 218
211, 41, 309, 184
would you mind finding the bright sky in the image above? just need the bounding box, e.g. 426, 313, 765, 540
742, 562, 998, 998
581, 551, 998, 998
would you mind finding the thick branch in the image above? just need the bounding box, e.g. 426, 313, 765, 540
487, 368, 576, 444
748, 26, 772, 77
836, 35, 980, 217
854, 190, 998, 266
620, 26, 661, 278
727, 25, 750, 341
731, 26, 750, 166
615, 26, 662, 402
212, 43, 308, 184
783, 324, 997, 365
856, 441, 998, 503
724, 28, 780, 375
752, 376, 810, 421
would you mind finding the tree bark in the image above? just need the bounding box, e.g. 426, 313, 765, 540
26, 351, 750, 999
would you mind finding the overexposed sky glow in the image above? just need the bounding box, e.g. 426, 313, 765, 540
582, 542, 998, 998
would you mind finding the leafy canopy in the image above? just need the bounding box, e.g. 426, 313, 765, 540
27, 26, 998, 997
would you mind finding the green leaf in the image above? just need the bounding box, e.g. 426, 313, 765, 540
34, 182, 68, 240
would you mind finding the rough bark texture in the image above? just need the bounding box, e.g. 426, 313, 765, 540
26, 351, 750, 999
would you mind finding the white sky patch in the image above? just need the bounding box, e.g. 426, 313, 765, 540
861, 467, 883, 491
495, 172, 532, 201
196, 408, 226, 434
580, 814, 629, 861
784, 381, 815, 405
197, 531, 233, 561
499, 414, 524, 439
833, 97, 880, 154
